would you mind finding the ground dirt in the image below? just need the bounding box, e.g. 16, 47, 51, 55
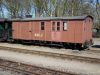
0, 68, 21, 75
0, 38, 100, 75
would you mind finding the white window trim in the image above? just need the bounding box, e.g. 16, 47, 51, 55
63, 22, 67, 31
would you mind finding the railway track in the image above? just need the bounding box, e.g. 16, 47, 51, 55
88, 47, 100, 53
87, 49, 100, 53
0, 46, 100, 64
0, 59, 75, 75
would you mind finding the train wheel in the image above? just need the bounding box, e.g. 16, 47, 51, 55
76, 44, 83, 51
83, 41, 90, 50
63, 43, 69, 49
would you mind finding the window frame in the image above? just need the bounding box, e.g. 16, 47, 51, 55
40, 21, 45, 30
52, 22, 55, 31
63, 21, 67, 31
57, 22, 60, 31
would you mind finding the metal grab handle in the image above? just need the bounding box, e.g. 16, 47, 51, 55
29, 30, 32, 32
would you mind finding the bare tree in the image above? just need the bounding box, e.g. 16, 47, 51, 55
0, 0, 4, 18
95, 0, 100, 30
20, 0, 32, 16
3, 0, 21, 18
31, 0, 44, 17
96, 0, 100, 20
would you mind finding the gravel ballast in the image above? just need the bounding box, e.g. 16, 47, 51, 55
0, 50, 100, 75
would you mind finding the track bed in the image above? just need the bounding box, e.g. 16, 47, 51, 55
0, 38, 100, 75
0, 49, 100, 75
0, 59, 71, 75
0, 43, 100, 62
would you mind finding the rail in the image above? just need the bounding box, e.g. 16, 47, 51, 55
0, 59, 75, 75
0, 46, 100, 64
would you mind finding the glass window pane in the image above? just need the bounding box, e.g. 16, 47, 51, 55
41, 22, 44, 30
57, 22, 60, 31
52, 22, 55, 31
63, 22, 67, 31
57, 22, 60, 26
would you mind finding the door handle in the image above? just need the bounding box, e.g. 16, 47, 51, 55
12, 30, 14, 31
29, 31, 32, 32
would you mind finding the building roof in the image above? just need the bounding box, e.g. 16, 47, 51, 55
9, 15, 93, 21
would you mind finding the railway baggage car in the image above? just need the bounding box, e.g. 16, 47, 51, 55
11, 15, 93, 49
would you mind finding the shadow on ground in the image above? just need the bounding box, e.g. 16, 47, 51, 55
92, 45, 100, 48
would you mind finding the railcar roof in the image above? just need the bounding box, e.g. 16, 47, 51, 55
10, 15, 93, 21
0, 18, 7, 22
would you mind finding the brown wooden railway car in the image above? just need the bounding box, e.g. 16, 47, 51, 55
12, 15, 93, 49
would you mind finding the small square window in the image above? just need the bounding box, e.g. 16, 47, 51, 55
63, 22, 67, 31
41, 22, 45, 30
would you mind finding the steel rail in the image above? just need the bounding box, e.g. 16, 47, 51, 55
0, 59, 75, 75
0, 46, 100, 64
